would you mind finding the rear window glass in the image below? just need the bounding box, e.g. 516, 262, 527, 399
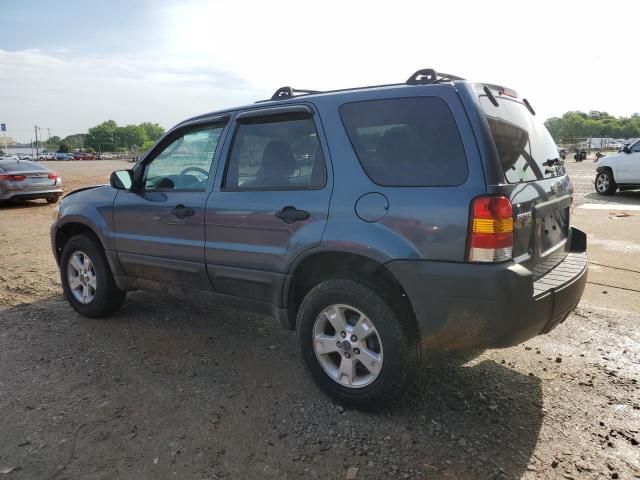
0, 160, 47, 172
479, 96, 565, 183
339, 97, 468, 187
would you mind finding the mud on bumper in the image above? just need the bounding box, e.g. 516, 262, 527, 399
386, 228, 588, 350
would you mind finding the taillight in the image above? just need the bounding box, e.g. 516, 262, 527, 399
467, 195, 513, 263
0, 174, 26, 181
48, 172, 58, 180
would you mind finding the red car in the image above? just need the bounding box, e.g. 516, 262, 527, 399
72, 153, 97, 160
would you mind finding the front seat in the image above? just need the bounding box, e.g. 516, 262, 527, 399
250, 140, 297, 188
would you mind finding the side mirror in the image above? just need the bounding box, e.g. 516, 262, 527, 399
623, 145, 632, 154
110, 169, 134, 190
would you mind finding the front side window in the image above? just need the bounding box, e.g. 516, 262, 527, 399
224, 113, 326, 190
144, 125, 223, 191
631, 141, 640, 153
340, 97, 468, 187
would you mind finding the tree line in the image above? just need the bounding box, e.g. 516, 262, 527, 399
544, 111, 640, 142
45, 121, 165, 153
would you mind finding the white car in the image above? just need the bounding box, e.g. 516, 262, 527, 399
594, 140, 640, 195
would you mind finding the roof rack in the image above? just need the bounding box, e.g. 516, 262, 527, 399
261, 68, 465, 103
406, 68, 465, 85
270, 86, 322, 100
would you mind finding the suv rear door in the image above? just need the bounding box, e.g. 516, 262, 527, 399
205, 105, 332, 305
476, 86, 573, 277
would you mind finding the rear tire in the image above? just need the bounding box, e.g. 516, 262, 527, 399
60, 234, 126, 317
595, 170, 617, 195
296, 278, 419, 408
46, 196, 59, 204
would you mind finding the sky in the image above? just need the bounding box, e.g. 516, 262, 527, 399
1, 0, 639, 143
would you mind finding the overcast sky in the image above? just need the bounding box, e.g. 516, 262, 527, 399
1, 0, 639, 143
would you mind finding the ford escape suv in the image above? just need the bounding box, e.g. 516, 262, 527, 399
51, 69, 587, 406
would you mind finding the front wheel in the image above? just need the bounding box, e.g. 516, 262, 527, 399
296, 279, 419, 408
60, 234, 126, 317
595, 170, 617, 195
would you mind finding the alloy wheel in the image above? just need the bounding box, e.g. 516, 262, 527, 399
312, 304, 383, 388
66, 251, 97, 304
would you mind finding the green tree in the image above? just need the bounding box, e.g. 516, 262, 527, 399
46, 135, 61, 148
61, 134, 86, 150
85, 120, 118, 152
115, 124, 147, 151
58, 143, 70, 153
545, 110, 640, 142
139, 122, 165, 142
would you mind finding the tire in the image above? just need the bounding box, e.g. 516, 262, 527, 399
46, 196, 59, 204
60, 234, 126, 317
595, 170, 617, 195
296, 278, 420, 408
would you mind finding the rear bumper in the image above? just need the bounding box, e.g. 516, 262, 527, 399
1, 190, 62, 201
386, 228, 587, 350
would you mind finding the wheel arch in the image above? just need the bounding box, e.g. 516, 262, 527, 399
54, 221, 104, 264
282, 250, 418, 336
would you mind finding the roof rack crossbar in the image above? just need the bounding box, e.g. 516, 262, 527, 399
406, 68, 465, 85
271, 86, 322, 100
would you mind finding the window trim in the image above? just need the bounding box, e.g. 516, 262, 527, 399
338, 96, 470, 188
221, 108, 327, 192
137, 116, 229, 193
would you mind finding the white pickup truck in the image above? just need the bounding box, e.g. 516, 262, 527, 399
595, 140, 640, 195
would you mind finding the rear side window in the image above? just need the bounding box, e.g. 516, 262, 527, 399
339, 97, 468, 186
479, 96, 564, 183
223, 113, 326, 191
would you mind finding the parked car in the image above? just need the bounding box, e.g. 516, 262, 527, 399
0, 159, 62, 203
54, 153, 73, 160
73, 152, 97, 160
38, 153, 55, 161
51, 68, 587, 406
594, 139, 640, 195
1, 154, 19, 161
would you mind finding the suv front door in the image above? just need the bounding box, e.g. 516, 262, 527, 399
205, 106, 332, 304
113, 118, 228, 289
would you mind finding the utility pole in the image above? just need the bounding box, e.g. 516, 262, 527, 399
35, 125, 39, 157
47, 128, 51, 148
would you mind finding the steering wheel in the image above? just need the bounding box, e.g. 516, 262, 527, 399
179, 166, 209, 188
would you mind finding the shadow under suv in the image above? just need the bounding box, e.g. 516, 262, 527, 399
51, 69, 587, 407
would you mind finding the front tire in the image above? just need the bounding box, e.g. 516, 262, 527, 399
595, 170, 617, 195
296, 279, 419, 408
60, 234, 126, 317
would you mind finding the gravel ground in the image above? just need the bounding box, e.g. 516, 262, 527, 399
0, 159, 638, 479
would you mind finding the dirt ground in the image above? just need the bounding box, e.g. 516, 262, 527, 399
0, 159, 638, 479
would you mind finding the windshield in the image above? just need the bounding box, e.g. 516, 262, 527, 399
479, 96, 564, 183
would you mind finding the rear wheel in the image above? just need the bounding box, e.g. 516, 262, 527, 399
595, 170, 617, 195
296, 279, 419, 408
46, 196, 59, 204
60, 234, 126, 317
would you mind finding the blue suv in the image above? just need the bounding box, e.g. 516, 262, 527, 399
51, 69, 587, 406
